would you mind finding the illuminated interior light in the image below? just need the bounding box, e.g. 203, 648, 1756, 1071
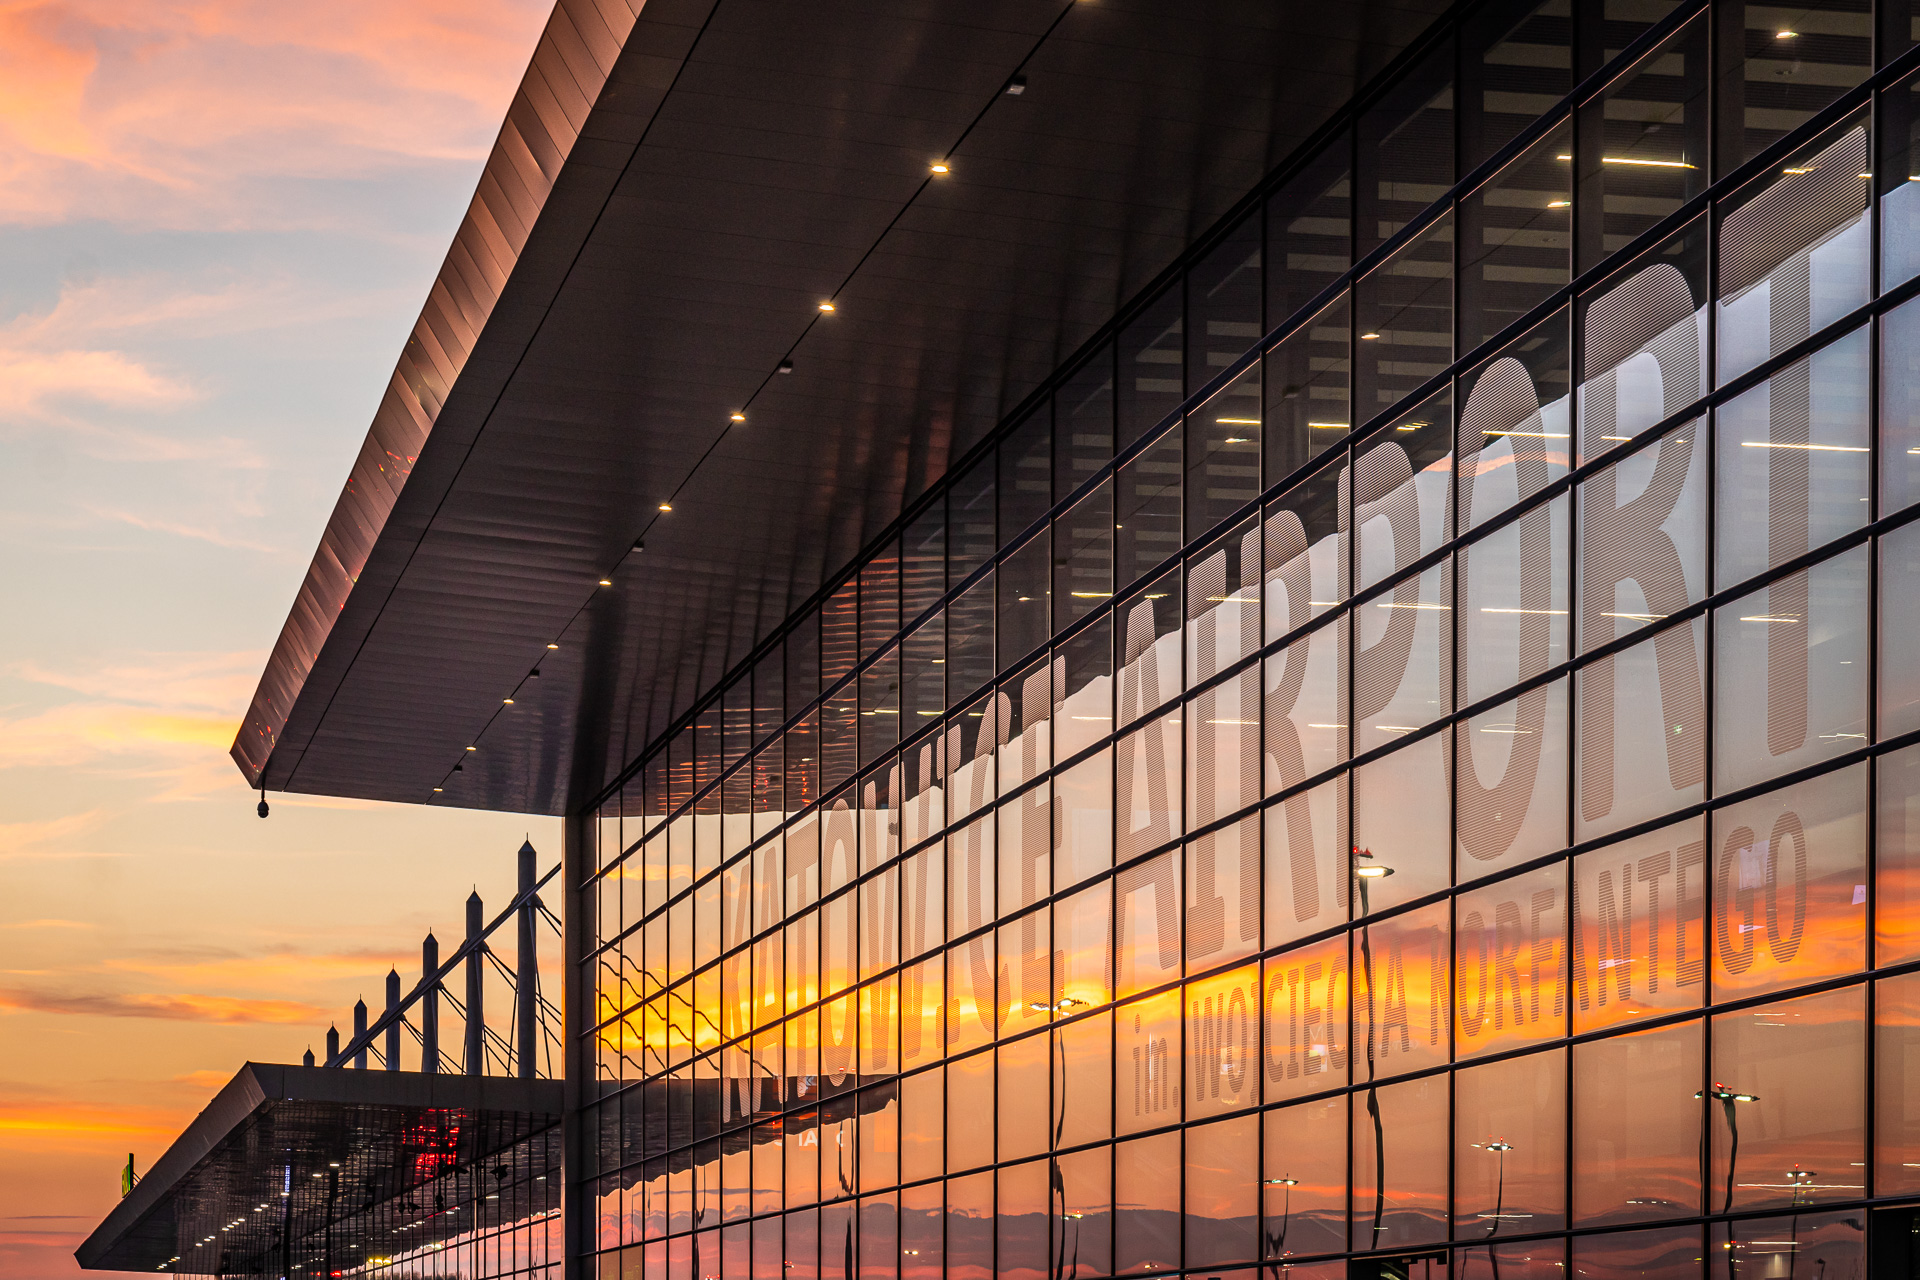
1481, 429, 1569, 438
1739, 615, 1801, 623
547, 643, 559, 649
1480, 607, 1567, 614
1360, 331, 1381, 339
1309, 601, 1340, 606
503, 697, 516, 704
1601, 611, 1665, 620
1599, 434, 1634, 441
1205, 719, 1259, 725
730, 412, 746, 422
1069, 590, 1111, 598
659, 502, 673, 511
1216, 417, 1261, 424
1355, 864, 1393, 878
466, 745, 477, 751
1740, 440, 1866, 451
1306, 723, 1348, 729
1547, 199, 1570, 208
432, 787, 444, 793
1223, 436, 1250, 443
818, 301, 836, 312
599, 578, 613, 587
1376, 601, 1450, 610
1374, 724, 1418, 732
1308, 422, 1349, 429
1775, 28, 1797, 37
931, 161, 951, 174
1602, 156, 1695, 168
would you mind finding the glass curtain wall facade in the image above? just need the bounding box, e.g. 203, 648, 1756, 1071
579, 2, 1920, 1279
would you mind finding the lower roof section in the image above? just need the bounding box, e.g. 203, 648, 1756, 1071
236, 0, 1446, 814
76, 1063, 560, 1277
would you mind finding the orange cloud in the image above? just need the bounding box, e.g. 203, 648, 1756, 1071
0, 985, 325, 1024
0, 0, 553, 228
0, 702, 233, 771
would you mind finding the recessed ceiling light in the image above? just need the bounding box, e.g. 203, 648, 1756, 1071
818, 301, 835, 312
1360, 331, 1381, 340
730, 412, 746, 422
930, 161, 950, 174
777, 358, 794, 374
503, 698, 515, 705
547, 643, 559, 650
599, 578, 612, 587
1776, 28, 1797, 37
1005, 75, 1027, 96
432, 787, 444, 793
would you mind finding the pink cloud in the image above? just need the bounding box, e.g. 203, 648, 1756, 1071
0, 0, 554, 228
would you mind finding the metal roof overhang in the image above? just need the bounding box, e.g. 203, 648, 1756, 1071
76, 1063, 562, 1276
233, 0, 1448, 815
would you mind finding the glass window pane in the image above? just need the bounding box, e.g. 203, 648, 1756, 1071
1358, 38, 1455, 261
1880, 67, 1920, 290
1713, 329, 1868, 591
1715, 3, 1870, 172
1119, 289, 1184, 449
1054, 481, 1114, 630
1575, 16, 1709, 273
1263, 933, 1350, 1102
1708, 764, 1866, 1001
1459, 493, 1569, 706
1356, 212, 1456, 420
1000, 409, 1052, 543
1715, 120, 1870, 386
1711, 548, 1868, 794
1876, 970, 1920, 1195
1453, 1047, 1567, 1236
1056, 346, 1114, 504
1459, 314, 1572, 533
1185, 961, 1260, 1116
1263, 1096, 1348, 1259
997, 530, 1050, 670
1115, 1130, 1180, 1274
1878, 743, 1920, 967
1185, 1114, 1259, 1266
1575, 618, 1705, 843
1461, 0, 1572, 172
1882, 296, 1920, 515
1575, 418, 1706, 654
1354, 731, 1452, 914
1188, 368, 1263, 540
1189, 213, 1262, 390
1570, 817, 1707, 1034
1575, 221, 1708, 465
1351, 1072, 1449, 1248
1116, 426, 1183, 590
1572, 1019, 1704, 1225
1353, 395, 1453, 593
1266, 293, 1351, 483
1268, 132, 1352, 326
1354, 558, 1453, 755
1460, 124, 1572, 353
1707, 984, 1866, 1213
1454, 861, 1568, 1058
1264, 773, 1350, 947
1353, 899, 1451, 1080
1458, 677, 1569, 882
1116, 989, 1181, 1131
1570, 1225, 1703, 1280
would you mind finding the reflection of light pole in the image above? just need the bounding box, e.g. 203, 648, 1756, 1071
1784, 1167, 1818, 1280
1041, 999, 1088, 1280
1474, 1140, 1515, 1280
1263, 1177, 1299, 1263
1697, 1084, 1760, 1214
1354, 848, 1394, 1246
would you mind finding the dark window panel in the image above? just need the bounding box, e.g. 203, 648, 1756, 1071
998, 407, 1052, 544
1187, 365, 1262, 543
1118, 287, 1184, 449
997, 530, 1050, 671
1188, 210, 1263, 394
1054, 479, 1113, 630
1055, 344, 1116, 503
1715, 0, 1870, 173
949, 453, 996, 584
1460, 122, 1571, 353
1115, 424, 1183, 592
1265, 291, 1351, 485
1358, 37, 1455, 260
1267, 130, 1353, 329
1461, 0, 1572, 173
1355, 210, 1455, 424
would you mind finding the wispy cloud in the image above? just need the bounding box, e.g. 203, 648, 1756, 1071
10, 650, 265, 714
0, 0, 553, 231
0, 986, 326, 1024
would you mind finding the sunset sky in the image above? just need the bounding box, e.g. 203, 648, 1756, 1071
0, 3, 562, 1274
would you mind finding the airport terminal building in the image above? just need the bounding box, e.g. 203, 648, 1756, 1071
78, 0, 1920, 1276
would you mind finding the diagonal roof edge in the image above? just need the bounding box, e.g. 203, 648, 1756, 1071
230, 0, 645, 786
